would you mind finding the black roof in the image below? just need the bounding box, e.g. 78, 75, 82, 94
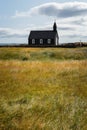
29, 30, 58, 39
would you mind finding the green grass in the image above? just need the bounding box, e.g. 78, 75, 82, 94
0, 47, 87, 61
0, 47, 87, 130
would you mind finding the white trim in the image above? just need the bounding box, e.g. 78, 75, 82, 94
55, 37, 58, 46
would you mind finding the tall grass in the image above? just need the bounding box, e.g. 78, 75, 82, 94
0, 47, 87, 61
0, 47, 87, 130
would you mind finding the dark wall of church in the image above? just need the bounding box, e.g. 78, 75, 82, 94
28, 39, 56, 46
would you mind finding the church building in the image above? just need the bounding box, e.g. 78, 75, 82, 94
28, 22, 59, 46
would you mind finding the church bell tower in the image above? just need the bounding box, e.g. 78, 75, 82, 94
53, 22, 57, 31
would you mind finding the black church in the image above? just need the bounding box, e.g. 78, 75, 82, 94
28, 22, 59, 46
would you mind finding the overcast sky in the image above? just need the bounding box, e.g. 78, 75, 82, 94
0, 0, 87, 44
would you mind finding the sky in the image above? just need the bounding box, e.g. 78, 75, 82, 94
0, 0, 87, 44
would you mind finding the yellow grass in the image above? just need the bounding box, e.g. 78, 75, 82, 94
0, 47, 87, 130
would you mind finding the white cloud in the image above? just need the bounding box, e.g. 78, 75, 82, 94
2, 1, 87, 43
13, 2, 87, 18
0, 21, 87, 43
0, 28, 28, 38
13, 10, 30, 18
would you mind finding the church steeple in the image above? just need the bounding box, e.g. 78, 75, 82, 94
53, 22, 57, 31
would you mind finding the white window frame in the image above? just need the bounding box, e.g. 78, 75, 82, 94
40, 39, 43, 44
32, 39, 35, 44
48, 39, 51, 44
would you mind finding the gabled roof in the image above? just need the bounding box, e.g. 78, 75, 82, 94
29, 30, 58, 39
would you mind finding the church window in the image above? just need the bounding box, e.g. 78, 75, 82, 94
48, 39, 51, 44
40, 39, 43, 44
32, 39, 35, 44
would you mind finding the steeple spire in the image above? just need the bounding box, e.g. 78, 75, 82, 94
53, 22, 57, 31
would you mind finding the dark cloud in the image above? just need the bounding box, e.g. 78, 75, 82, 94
30, 2, 87, 18
0, 28, 28, 38
65, 34, 87, 39
0, 34, 27, 38
71, 18, 86, 25
59, 27, 74, 30
13, 2, 87, 19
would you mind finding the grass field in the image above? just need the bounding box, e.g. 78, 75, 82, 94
0, 47, 87, 130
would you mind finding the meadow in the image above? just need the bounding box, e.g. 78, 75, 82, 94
0, 47, 87, 130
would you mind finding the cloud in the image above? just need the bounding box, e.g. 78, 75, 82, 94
2, 0, 87, 44
59, 26, 74, 31
71, 18, 86, 25
13, 10, 30, 18
13, 2, 87, 18
0, 28, 28, 38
